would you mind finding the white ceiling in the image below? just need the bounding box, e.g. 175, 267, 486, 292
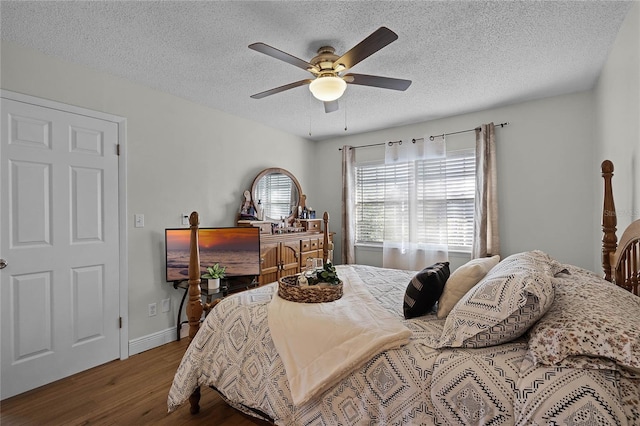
0, 1, 633, 141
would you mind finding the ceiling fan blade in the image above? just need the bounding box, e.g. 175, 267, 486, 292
249, 42, 316, 72
324, 100, 339, 113
344, 73, 412, 91
250, 79, 313, 99
334, 27, 398, 71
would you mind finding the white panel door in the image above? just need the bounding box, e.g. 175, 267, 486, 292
0, 98, 120, 399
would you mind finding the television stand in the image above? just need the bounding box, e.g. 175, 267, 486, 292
224, 275, 259, 294
173, 275, 259, 341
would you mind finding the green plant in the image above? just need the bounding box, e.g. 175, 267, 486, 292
202, 263, 226, 279
307, 262, 340, 286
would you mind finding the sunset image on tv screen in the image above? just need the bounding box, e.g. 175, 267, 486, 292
165, 227, 260, 282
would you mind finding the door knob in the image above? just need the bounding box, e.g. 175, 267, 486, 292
0, 259, 7, 269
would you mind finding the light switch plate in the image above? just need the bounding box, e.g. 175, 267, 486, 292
181, 213, 190, 226
134, 214, 144, 228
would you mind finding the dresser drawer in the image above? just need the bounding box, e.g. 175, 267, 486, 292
300, 219, 322, 232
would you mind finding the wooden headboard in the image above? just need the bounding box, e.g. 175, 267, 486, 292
601, 160, 640, 295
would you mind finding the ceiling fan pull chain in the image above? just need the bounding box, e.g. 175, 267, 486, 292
344, 96, 348, 132
309, 91, 312, 136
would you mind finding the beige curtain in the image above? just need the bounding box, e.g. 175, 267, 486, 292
473, 123, 500, 258
341, 145, 355, 264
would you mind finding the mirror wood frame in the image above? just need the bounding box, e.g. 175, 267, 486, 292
251, 168, 302, 223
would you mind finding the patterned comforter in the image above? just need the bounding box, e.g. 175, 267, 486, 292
168, 264, 640, 425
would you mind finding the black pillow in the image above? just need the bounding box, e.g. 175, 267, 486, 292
403, 262, 450, 319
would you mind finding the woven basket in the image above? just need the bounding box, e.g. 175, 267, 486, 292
278, 275, 343, 303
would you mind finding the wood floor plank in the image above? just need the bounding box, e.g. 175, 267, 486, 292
0, 339, 272, 425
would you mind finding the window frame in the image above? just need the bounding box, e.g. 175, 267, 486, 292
354, 148, 476, 253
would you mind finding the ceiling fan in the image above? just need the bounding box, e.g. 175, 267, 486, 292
249, 27, 412, 113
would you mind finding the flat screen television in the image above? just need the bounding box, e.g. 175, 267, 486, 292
165, 227, 261, 282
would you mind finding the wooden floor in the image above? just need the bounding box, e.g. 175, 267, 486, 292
0, 339, 272, 426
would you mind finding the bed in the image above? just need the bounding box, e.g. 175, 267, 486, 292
168, 160, 640, 425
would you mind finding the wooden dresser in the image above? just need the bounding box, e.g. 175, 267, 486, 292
238, 167, 334, 286
258, 231, 333, 285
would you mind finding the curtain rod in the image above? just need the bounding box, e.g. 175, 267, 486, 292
338, 140, 401, 151
428, 122, 509, 141
337, 122, 509, 151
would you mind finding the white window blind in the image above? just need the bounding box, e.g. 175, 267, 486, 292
355, 148, 476, 252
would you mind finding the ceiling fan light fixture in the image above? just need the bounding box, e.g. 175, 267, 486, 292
309, 76, 347, 102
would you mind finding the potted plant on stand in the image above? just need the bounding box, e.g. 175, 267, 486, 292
202, 263, 226, 295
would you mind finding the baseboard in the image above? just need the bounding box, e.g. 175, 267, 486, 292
179, 323, 189, 339
128, 327, 177, 356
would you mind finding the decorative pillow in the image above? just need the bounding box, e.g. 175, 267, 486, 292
403, 262, 450, 319
435, 251, 557, 348
436, 255, 500, 319
526, 265, 640, 374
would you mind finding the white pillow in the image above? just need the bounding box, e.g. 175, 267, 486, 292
436, 255, 500, 319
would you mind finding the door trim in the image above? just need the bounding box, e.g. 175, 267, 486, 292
1, 89, 129, 360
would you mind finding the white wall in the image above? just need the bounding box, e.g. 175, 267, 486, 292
1, 0, 637, 348
312, 91, 598, 271
594, 1, 640, 269
1, 40, 313, 342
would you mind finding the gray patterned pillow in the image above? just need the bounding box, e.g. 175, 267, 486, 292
403, 262, 450, 319
435, 251, 558, 348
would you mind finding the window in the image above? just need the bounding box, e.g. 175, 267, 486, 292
355, 149, 476, 252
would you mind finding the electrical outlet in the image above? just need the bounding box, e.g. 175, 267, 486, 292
181, 213, 190, 226
161, 298, 170, 313
148, 302, 157, 317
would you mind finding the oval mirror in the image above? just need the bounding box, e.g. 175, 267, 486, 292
251, 168, 302, 222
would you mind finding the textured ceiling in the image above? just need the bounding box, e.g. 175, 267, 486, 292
0, 1, 633, 141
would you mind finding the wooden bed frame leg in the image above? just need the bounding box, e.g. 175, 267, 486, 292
601, 160, 617, 282
189, 386, 201, 414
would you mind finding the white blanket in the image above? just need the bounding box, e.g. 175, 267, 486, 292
267, 265, 412, 406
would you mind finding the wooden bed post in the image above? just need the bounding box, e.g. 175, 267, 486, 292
602, 160, 617, 282
323, 211, 330, 264
187, 212, 204, 339
186, 212, 203, 414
